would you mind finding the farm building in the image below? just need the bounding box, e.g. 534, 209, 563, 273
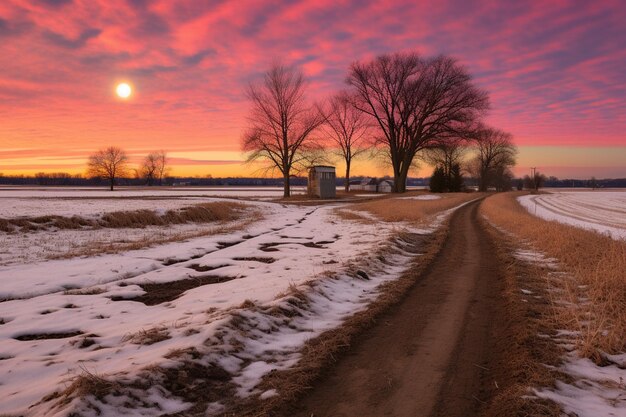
351, 178, 395, 193
307, 166, 336, 198
377, 179, 394, 193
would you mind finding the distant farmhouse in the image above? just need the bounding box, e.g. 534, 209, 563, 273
307, 166, 336, 198
350, 177, 394, 193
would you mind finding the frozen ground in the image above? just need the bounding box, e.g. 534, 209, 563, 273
518, 191, 626, 240
0, 194, 450, 416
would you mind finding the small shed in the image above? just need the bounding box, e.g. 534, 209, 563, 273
307, 166, 336, 198
351, 178, 377, 192
377, 179, 394, 193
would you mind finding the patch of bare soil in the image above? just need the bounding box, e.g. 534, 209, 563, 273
259, 241, 330, 251
159, 358, 237, 416
111, 275, 239, 306
188, 263, 231, 272
232, 256, 276, 264
15, 331, 83, 341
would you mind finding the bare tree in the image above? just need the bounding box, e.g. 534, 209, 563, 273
471, 127, 517, 191
155, 151, 168, 185
347, 52, 489, 192
86, 146, 129, 191
524, 171, 546, 191
323, 91, 371, 192
242, 63, 325, 197
141, 150, 169, 186
423, 139, 467, 183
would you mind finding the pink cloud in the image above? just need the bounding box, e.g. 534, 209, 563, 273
0, 0, 624, 177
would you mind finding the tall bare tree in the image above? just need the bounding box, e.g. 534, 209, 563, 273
242, 63, 325, 197
86, 146, 129, 191
141, 150, 169, 186
323, 91, 371, 191
470, 127, 517, 191
347, 52, 489, 192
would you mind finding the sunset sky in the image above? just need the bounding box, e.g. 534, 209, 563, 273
0, 0, 624, 179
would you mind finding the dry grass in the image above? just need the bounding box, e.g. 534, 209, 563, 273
100, 202, 246, 228
38, 366, 120, 412
479, 216, 563, 417
345, 192, 484, 224
333, 209, 376, 224
481, 191, 626, 360
121, 327, 171, 345
0, 201, 250, 234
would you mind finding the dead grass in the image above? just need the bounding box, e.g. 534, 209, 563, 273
479, 215, 563, 417
121, 327, 171, 345
344, 192, 484, 224
39, 366, 120, 411
481, 191, 626, 360
99, 202, 246, 228
0, 201, 250, 234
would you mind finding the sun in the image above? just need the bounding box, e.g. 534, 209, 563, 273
116, 83, 132, 99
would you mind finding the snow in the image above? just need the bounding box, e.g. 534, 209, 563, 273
518, 191, 626, 240
0, 193, 458, 416
536, 354, 626, 417
514, 249, 559, 269
398, 194, 442, 200
0, 196, 215, 218
0, 186, 297, 200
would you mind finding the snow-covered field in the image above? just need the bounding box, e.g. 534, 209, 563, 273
0, 196, 223, 218
518, 191, 626, 240
0, 186, 300, 200
0, 187, 303, 220
0, 191, 446, 416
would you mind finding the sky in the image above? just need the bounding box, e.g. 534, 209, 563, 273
0, 0, 624, 179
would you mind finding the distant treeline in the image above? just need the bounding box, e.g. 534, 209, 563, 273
0, 173, 624, 188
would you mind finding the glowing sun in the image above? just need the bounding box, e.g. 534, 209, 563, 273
116, 83, 132, 99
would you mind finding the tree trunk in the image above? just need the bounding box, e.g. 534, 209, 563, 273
479, 169, 489, 192
345, 163, 351, 192
394, 172, 408, 193
283, 174, 290, 198
109, 177, 114, 191
392, 160, 403, 193
394, 161, 410, 193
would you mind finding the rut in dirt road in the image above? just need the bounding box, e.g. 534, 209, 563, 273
284, 199, 504, 417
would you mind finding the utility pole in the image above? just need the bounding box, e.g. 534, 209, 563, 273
530, 167, 537, 191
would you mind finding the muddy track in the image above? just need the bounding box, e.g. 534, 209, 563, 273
284, 199, 505, 417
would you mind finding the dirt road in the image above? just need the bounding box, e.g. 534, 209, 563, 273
285, 199, 504, 417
